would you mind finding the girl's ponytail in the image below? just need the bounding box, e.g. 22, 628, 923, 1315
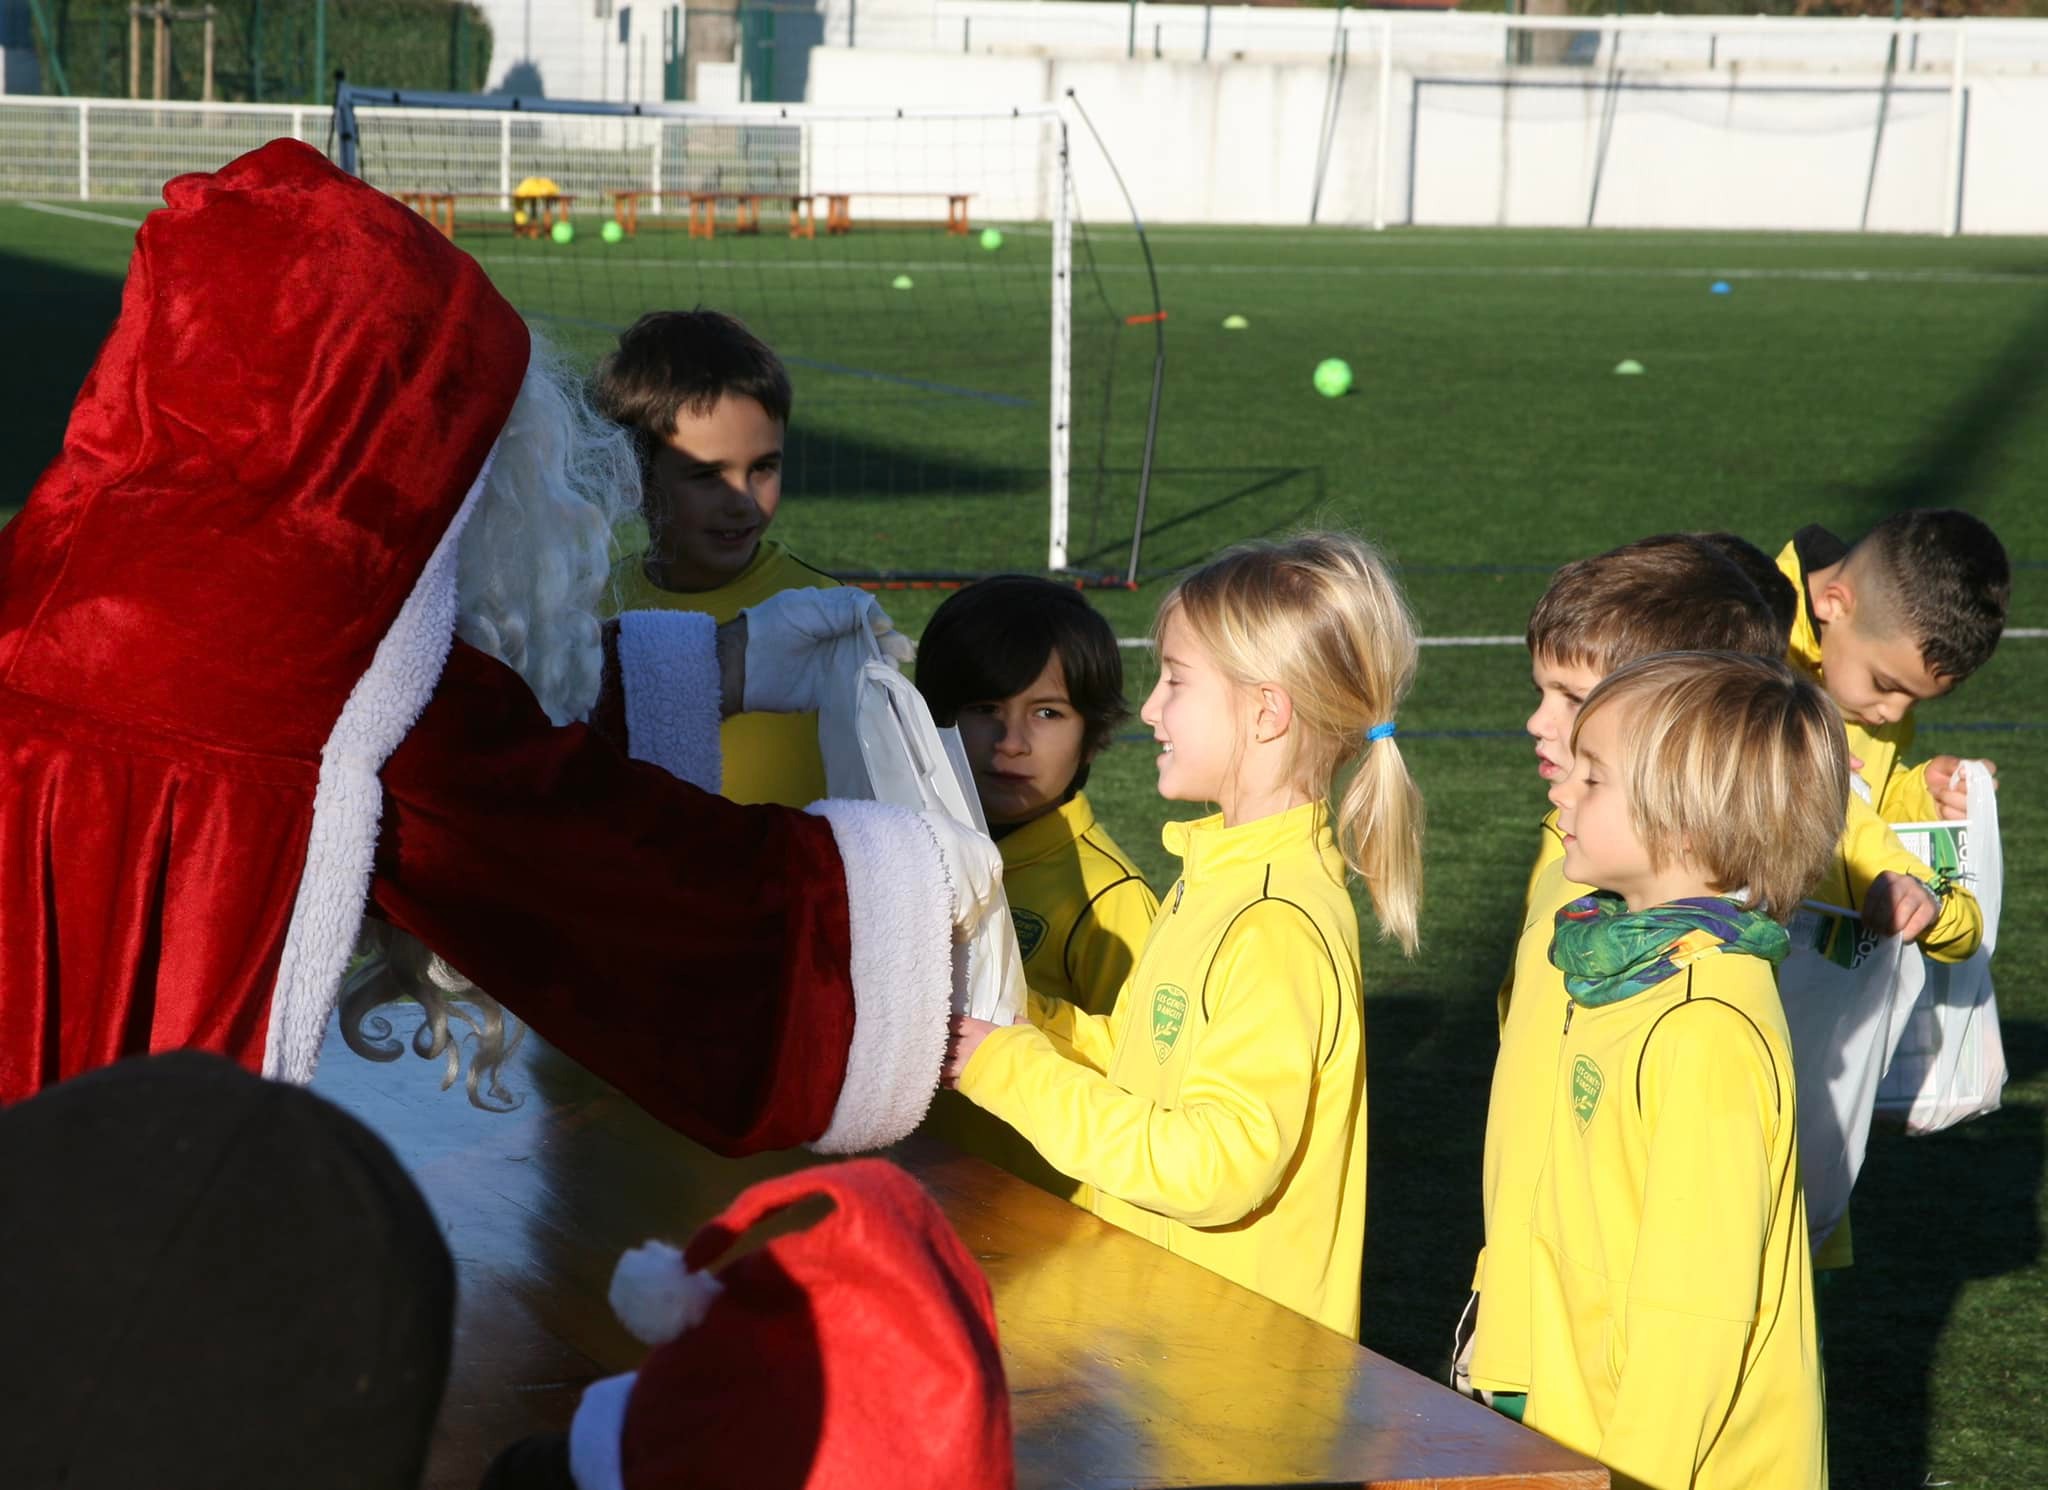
1336, 729, 1423, 956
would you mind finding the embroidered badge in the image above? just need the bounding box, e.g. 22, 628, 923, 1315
1572, 1055, 1605, 1132
1011, 908, 1049, 963
1151, 984, 1189, 1064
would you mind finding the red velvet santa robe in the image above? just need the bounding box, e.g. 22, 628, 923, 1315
0, 140, 954, 1156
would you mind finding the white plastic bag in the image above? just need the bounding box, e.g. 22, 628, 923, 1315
1874, 760, 2006, 1134
1779, 914, 1913, 1255
816, 632, 1028, 1026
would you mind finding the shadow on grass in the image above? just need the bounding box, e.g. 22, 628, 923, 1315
1823, 1057, 2044, 1488
1, 248, 125, 511
1065, 465, 1330, 579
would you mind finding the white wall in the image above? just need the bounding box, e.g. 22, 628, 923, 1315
805, 42, 2048, 235
470, 0, 669, 102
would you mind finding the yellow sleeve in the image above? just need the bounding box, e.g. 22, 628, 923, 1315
958, 903, 1332, 1228
1063, 876, 1159, 1018
1878, 759, 1941, 824
1598, 1002, 1779, 1490
1835, 795, 1983, 963
1026, 987, 1119, 1075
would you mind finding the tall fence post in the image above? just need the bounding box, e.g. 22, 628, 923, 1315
314, 0, 326, 104
499, 114, 512, 212
1126, 0, 1136, 59
77, 99, 91, 200
847, 0, 856, 48
1942, 20, 1967, 236
1201, 4, 1210, 61
1372, 12, 1392, 230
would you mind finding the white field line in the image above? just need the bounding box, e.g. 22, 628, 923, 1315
470, 252, 2046, 290
19, 201, 146, 229
1121, 629, 2048, 649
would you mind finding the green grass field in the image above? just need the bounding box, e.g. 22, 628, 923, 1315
5, 197, 2046, 1487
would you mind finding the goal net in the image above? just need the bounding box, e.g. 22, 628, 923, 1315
333, 86, 1155, 584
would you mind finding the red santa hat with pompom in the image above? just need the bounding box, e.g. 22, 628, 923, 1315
568, 1158, 1013, 1490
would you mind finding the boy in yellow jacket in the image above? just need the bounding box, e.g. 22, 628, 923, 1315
596, 309, 838, 807
913, 577, 1159, 1198
1775, 511, 2006, 953
1528, 651, 1842, 1490
1467, 533, 1793, 1413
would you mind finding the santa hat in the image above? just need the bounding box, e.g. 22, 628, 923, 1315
0, 1051, 454, 1490
564, 1159, 1012, 1490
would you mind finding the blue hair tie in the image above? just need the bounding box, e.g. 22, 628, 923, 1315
1367, 722, 1397, 743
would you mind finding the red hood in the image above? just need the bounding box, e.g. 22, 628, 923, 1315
0, 139, 530, 759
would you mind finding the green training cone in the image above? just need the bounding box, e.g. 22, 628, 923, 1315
892, 274, 915, 290
1222, 314, 1249, 330
1613, 359, 1645, 376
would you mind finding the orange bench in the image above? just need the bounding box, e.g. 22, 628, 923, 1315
610, 189, 818, 240
393, 191, 577, 242
819, 190, 973, 236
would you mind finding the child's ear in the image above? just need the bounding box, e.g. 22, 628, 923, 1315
1253, 684, 1294, 744
1811, 577, 1854, 627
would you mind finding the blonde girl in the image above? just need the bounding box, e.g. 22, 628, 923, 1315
946, 532, 1423, 1337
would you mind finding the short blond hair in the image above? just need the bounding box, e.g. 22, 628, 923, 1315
1162, 532, 1424, 955
1573, 652, 1849, 922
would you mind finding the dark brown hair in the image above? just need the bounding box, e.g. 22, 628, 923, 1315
1851, 508, 2009, 682
915, 577, 1129, 796
592, 309, 793, 477
1527, 534, 1784, 673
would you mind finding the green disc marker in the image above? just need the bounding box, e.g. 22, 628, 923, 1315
1222, 314, 1249, 330
892, 274, 915, 290
1313, 357, 1353, 398
1613, 358, 1645, 376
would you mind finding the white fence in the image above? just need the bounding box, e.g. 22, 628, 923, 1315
0, 96, 320, 200
4, 12, 2048, 234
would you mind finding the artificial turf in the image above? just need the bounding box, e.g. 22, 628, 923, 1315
4, 196, 2045, 1488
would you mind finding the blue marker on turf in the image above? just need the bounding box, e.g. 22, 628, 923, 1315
1710, 281, 1732, 295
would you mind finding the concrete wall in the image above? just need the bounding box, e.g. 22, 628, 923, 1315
805, 42, 2048, 235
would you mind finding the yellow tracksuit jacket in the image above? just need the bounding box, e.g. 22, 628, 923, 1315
1471, 810, 1585, 1396
1523, 950, 1826, 1490
925, 793, 1158, 1199
613, 538, 837, 807
959, 802, 1368, 1336
1775, 535, 1981, 961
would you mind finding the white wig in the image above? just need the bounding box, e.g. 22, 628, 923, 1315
341, 332, 640, 1106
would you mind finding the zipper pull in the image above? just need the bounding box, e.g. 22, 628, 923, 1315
1563, 1001, 1575, 1034
1173, 879, 1186, 912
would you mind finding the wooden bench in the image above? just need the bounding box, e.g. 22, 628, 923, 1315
312, 1016, 1608, 1490
610, 189, 818, 241
819, 190, 973, 236
393, 191, 576, 242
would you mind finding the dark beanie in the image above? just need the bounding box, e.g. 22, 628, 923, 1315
0, 1051, 454, 1490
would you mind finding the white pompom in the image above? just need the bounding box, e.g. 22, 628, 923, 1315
609, 1240, 724, 1345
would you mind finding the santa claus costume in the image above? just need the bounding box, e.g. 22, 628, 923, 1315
0, 138, 985, 1155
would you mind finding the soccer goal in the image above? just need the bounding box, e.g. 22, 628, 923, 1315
331, 84, 1159, 586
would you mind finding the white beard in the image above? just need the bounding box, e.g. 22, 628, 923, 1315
342, 335, 641, 1104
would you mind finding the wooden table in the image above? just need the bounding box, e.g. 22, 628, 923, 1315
313, 1017, 1606, 1490
819, 189, 973, 236
609, 189, 819, 240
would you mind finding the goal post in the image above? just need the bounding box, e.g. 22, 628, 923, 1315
332, 84, 1151, 585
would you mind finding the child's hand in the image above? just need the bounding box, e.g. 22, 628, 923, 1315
1927, 756, 1997, 821
1862, 871, 1939, 942
944, 1016, 1001, 1088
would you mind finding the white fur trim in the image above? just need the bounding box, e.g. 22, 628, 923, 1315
618, 609, 723, 793
803, 801, 954, 1154
610, 1240, 724, 1345
260, 449, 497, 1085
567, 1372, 636, 1490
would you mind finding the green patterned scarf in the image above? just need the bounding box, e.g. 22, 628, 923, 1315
1550, 893, 1790, 1006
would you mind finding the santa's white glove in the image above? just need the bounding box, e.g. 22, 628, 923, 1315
740, 588, 914, 715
